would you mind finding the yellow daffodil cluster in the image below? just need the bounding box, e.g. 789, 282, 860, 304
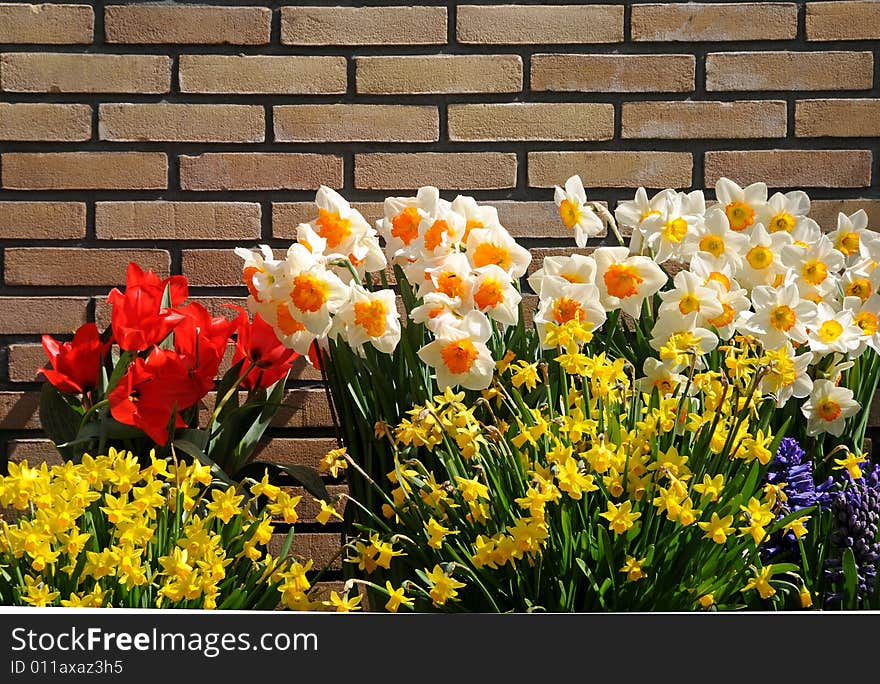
0, 448, 346, 611
347, 329, 815, 612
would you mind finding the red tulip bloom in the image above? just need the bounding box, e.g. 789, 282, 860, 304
228, 305, 297, 390
109, 348, 212, 445
39, 323, 110, 395
107, 263, 188, 352
174, 302, 235, 383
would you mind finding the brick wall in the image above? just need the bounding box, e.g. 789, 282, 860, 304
2, 1, 880, 569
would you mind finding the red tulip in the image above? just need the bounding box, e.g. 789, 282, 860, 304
107, 263, 188, 352
228, 305, 298, 390
39, 323, 110, 395
174, 302, 235, 383
108, 348, 211, 445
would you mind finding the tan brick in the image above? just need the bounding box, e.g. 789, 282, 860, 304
529, 151, 692, 189
99, 104, 264, 143
0, 3, 93, 43
94, 295, 248, 330
0, 202, 86, 239
289, 357, 323, 382
178, 55, 347, 95
457, 4, 623, 43
180, 153, 342, 191
0, 103, 91, 142
796, 99, 880, 138
0, 297, 88, 334
356, 152, 517, 190
704, 150, 872, 189
4, 248, 170, 287
7, 440, 60, 467
632, 3, 797, 42
198, 389, 332, 429
8, 344, 48, 383
274, 105, 438, 143
357, 55, 522, 94
706, 51, 873, 91
531, 54, 695, 92
0, 53, 170, 93
0, 392, 40, 430
104, 4, 270, 45
449, 103, 614, 142
96, 202, 261, 241
253, 438, 339, 470
2, 152, 167, 190
276, 533, 341, 569
182, 249, 264, 287
810, 200, 880, 231
622, 100, 787, 139
282, 6, 446, 45
807, 1, 880, 41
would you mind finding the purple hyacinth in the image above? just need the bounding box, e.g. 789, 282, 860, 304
762, 437, 832, 561
824, 464, 880, 602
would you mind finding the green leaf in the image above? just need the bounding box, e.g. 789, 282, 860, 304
39, 383, 83, 461
235, 461, 329, 502
172, 438, 234, 487
842, 547, 859, 610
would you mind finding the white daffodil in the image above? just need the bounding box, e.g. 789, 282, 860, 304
737, 282, 817, 349
636, 358, 689, 397
465, 223, 532, 279
760, 343, 813, 408
827, 209, 869, 258
416, 203, 466, 258
801, 379, 860, 437
615, 188, 675, 255
757, 190, 811, 234
715, 177, 768, 234
554, 175, 605, 248
781, 234, 844, 293
410, 291, 462, 334
471, 264, 521, 327
533, 277, 606, 349
236, 244, 285, 305
312, 185, 373, 259
283, 251, 350, 337
377, 186, 442, 264
527, 253, 597, 297
640, 190, 706, 263
417, 310, 495, 391
421, 252, 473, 301
451, 194, 504, 242
683, 205, 749, 271
841, 261, 880, 303
735, 223, 792, 290
806, 302, 862, 356
709, 286, 751, 340
331, 286, 400, 356
844, 294, 880, 355
649, 311, 719, 372
267, 299, 317, 355
790, 217, 823, 248
658, 270, 724, 327
593, 246, 668, 318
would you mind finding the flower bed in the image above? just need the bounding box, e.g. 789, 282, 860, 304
9, 175, 880, 611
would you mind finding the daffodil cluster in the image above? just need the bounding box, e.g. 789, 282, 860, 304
0, 449, 343, 611
584, 175, 880, 442
344, 339, 834, 611
237, 185, 530, 390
